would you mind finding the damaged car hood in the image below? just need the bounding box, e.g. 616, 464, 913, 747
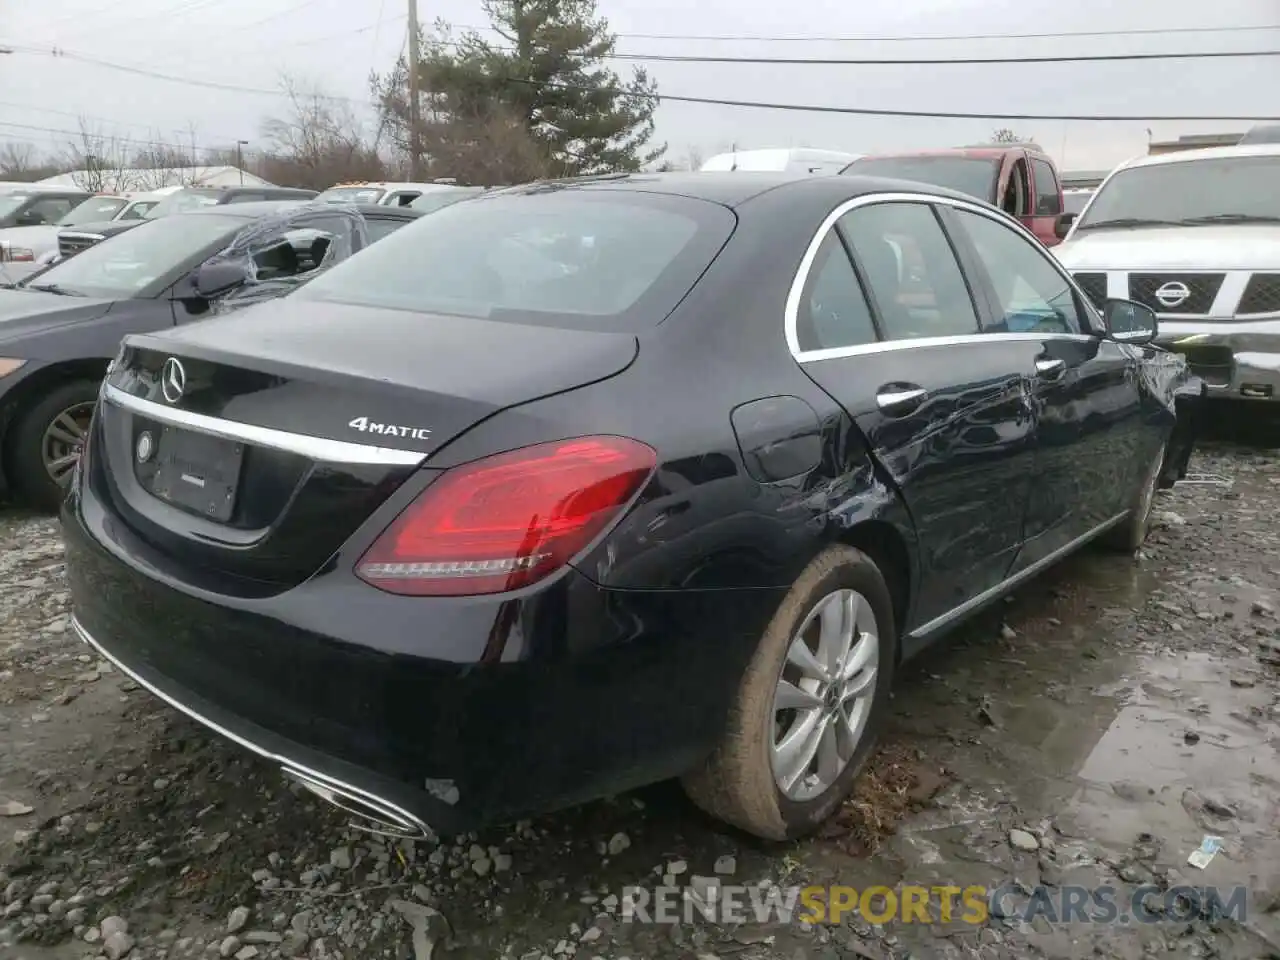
1056, 225, 1280, 271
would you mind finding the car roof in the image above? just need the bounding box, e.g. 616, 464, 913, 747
1118, 142, 1280, 171
851, 146, 1045, 162
493, 171, 989, 210
181, 200, 315, 219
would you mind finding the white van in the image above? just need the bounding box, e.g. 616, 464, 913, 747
699, 148, 862, 176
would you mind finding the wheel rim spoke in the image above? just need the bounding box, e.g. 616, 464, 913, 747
817, 590, 856, 673
47, 452, 79, 480
774, 709, 826, 792
786, 635, 830, 683
774, 678, 823, 712
842, 664, 877, 702
815, 720, 845, 784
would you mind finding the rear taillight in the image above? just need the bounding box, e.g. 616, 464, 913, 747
355, 436, 656, 597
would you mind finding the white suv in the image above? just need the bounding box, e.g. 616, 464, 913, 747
1054, 144, 1280, 402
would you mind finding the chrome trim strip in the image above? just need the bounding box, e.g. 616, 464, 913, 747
792, 331, 1097, 363
907, 510, 1128, 640
102, 384, 426, 467
71, 615, 435, 839
784, 191, 1099, 362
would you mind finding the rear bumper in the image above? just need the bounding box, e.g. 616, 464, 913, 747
1158, 318, 1280, 401
62, 483, 780, 836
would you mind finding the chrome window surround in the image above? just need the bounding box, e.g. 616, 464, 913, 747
784, 191, 1099, 364
102, 384, 426, 467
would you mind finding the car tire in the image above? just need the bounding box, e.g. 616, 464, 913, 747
681, 544, 896, 841
1103, 440, 1168, 554
7, 379, 100, 512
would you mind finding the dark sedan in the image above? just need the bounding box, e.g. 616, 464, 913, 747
0, 202, 421, 509
63, 173, 1204, 842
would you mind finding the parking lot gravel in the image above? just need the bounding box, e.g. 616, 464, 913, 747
2, 437, 1279, 960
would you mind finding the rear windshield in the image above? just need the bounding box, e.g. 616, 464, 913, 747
409, 188, 483, 213
145, 190, 221, 219
318, 186, 387, 204
844, 156, 1001, 202
296, 190, 737, 331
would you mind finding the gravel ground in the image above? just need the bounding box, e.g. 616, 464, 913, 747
2, 438, 1280, 960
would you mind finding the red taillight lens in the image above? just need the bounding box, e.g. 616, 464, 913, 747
356, 436, 657, 596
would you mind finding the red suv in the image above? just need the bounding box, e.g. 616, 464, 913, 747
841, 145, 1065, 247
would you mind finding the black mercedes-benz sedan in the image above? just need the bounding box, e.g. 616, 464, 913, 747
62, 172, 1204, 842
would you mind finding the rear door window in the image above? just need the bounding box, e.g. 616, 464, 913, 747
295, 191, 738, 331
838, 201, 979, 340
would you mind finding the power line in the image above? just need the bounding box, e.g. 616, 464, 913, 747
476, 22, 1280, 44
0, 98, 242, 142
509, 77, 1280, 123
7, 43, 1277, 123
596, 48, 1280, 65
0, 119, 236, 155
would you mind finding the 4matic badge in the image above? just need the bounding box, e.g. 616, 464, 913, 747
347, 417, 431, 441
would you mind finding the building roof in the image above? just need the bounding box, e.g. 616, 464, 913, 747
36, 165, 274, 191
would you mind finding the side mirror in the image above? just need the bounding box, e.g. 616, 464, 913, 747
192, 261, 249, 298
1103, 298, 1158, 345
1054, 212, 1077, 240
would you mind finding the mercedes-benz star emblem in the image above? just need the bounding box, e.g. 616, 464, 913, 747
136, 431, 154, 463
161, 357, 186, 404
1154, 281, 1191, 309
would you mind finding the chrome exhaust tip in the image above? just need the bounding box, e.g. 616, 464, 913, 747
284, 767, 434, 841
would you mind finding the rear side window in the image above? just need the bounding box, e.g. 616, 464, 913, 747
1030, 158, 1061, 216
296, 191, 737, 331
796, 232, 877, 352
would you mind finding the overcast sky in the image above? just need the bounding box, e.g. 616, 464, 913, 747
1, 0, 1276, 175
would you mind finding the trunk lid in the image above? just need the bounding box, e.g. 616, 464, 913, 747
94, 298, 638, 591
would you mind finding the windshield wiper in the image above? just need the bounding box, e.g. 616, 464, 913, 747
25, 283, 77, 296
1178, 213, 1280, 225
1075, 217, 1182, 230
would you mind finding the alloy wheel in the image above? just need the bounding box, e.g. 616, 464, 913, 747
41, 401, 94, 487
770, 588, 879, 802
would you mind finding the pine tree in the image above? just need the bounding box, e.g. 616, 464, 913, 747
378, 0, 665, 180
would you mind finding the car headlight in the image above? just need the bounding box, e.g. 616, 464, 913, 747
0, 358, 28, 378
0, 246, 35, 263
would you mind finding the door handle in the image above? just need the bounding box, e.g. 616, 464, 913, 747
1035, 358, 1066, 379
875, 385, 928, 415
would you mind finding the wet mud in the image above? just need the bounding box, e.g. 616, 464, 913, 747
2, 439, 1279, 960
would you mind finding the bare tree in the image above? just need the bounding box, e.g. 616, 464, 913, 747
59, 119, 131, 191
258, 76, 388, 190
0, 142, 62, 180
684, 146, 704, 171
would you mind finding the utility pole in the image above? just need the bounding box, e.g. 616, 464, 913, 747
406, 0, 422, 180
236, 140, 249, 183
